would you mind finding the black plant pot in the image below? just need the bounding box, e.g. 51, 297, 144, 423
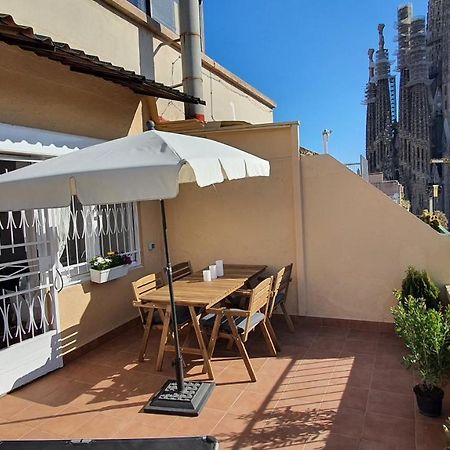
413, 384, 444, 417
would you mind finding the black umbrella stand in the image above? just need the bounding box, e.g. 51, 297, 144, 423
143, 200, 215, 416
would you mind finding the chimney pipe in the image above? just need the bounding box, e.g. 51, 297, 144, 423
179, 0, 205, 121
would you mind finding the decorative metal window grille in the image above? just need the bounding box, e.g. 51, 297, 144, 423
59, 197, 140, 283
0, 155, 141, 351
0, 208, 55, 350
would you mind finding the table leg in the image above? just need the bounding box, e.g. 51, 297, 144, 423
138, 307, 154, 362
156, 308, 171, 371
189, 306, 214, 380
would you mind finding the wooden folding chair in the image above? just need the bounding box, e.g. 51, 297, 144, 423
132, 272, 192, 364
203, 277, 278, 382
270, 264, 295, 333
171, 261, 193, 281
131, 273, 167, 361
148, 262, 194, 370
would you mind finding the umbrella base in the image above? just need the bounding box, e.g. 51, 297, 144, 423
143, 380, 215, 417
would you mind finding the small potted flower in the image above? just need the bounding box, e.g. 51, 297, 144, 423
89, 251, 132, 284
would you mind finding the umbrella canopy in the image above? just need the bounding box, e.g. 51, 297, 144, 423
0, 129, 270, 211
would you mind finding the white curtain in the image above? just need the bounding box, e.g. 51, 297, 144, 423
51, 207, 71, 265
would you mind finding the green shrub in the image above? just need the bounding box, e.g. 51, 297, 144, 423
391, 296, 450, 391
394, 266, 441, 310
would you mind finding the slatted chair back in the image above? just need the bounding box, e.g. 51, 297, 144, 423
171, 261, 193, 281
269, 264, 292, 317
243, 276, 273, 340
132, 273, 164, 326
279, 263, 293, 295
132, 273, 164, 303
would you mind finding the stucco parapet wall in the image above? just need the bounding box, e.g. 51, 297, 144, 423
181, 121, 299, 135
100, 0, 277, 110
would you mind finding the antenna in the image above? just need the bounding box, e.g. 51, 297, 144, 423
322, 129, 332, 154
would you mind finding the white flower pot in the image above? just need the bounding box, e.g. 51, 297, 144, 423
90, 264, 129, 284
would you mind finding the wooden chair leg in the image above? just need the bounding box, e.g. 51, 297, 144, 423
189, 306, 214, 380
156, 309, 171, 371
265, 318, 281, 352
280, 302, 295, 332
138, 307, 147, 329
207, 313, 222, 358
227, 317, 256, 382
157, 308, 166, 323
260, 321, 277, 356
138, 307, 154, 361
226, 337, 234, 350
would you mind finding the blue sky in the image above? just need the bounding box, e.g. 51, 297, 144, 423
204, 0, 428, 163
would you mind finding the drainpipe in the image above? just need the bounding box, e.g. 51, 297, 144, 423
179, 0, 205, 121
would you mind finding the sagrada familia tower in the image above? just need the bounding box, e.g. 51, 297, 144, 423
365, 0, 449, 217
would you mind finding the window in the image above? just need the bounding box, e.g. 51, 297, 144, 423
59, 197, 140, 284
0, 156, 55, 349
151, 0, 178, 32
126, 0, 179, 33
127, 0, 150, 14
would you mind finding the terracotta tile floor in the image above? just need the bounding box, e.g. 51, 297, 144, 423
0, 317, 448, 449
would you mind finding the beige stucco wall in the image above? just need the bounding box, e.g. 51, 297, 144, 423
59, 201, 164, 355
0, 0, 274, 124
0, 42, 165, 354
0, 44, 144, 138
164, 123, 302, 315
299, 155, 450, 322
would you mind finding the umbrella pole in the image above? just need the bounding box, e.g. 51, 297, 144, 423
143, 197, 214, 416
160, 199, 185, 392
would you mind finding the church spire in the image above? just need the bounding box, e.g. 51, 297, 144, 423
378, 24, 385, 51
368, 48, 375, 82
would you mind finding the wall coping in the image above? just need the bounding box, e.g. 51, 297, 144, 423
182, 121, 299, 136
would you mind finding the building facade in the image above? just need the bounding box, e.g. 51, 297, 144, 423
364, 25, 397, 182
0, 0, 276, 394
365, 0, 450, 217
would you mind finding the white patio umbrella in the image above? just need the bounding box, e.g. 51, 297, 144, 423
0, 127, 268, 210
0, 123, 270, 415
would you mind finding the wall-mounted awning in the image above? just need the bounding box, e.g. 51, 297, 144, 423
0, 123, 104, 158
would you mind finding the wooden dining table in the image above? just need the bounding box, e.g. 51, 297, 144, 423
139, 264, 267, 380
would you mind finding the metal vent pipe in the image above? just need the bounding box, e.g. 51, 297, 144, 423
179, 0, 205, 121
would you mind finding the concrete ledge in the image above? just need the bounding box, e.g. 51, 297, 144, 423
293, 315, 395, 334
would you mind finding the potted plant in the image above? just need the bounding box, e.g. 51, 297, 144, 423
89, 251, 132, 284
394, 266, 441, 310
391, 296, 450, 417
